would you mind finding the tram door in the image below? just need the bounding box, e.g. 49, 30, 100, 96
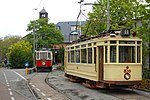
99, 46, 104, 80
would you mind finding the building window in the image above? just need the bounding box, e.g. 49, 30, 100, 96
71, 25, 80, 31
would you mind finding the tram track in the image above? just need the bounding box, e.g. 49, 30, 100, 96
45, 70, 71, 100
27, 72, 39, 100
27, 73, 38, 100
46, 69, 150, 100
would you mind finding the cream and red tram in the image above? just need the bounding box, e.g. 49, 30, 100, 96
35, 49, 53, 71
64, 28, 142, 88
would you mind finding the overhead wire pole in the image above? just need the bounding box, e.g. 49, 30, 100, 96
32, 0, 43, 68
33, 8, 37, 68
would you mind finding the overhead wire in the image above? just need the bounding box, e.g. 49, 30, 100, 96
36, 0, 43, 9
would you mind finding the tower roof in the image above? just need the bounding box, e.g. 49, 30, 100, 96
40, 7, 47, 13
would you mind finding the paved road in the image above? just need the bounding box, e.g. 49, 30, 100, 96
0, 68, 35, 100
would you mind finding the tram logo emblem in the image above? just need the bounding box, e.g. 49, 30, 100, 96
124, 66, 131, 80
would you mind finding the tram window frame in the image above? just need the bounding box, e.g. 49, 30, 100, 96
88, 48, 92, 64
119, 46, 135, 63
71, 51, 74, 63
81, 49, 87, 63
76, 50, 80, 63
110, 46, 116, 63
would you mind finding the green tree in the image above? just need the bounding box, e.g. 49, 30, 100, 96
0, 35, 21, 62
7, 40, 32, 68
82, 0, 150, 68
26, 18, 64, 50
82, 0, 149, 35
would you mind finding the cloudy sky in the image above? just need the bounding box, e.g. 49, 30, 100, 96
0, 0, 97, 38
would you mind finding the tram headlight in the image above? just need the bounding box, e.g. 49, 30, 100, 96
124, 73, 131, 80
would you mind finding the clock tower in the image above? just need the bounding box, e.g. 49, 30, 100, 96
39, 7, 48, 19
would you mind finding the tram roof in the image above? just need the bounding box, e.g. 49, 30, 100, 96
66, 28, 142, 48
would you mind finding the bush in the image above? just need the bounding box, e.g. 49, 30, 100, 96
7, 40, 33, 69
142, 67, 150, 79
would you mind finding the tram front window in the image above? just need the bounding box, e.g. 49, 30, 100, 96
40, 52, 47, 59
119, 46, 135, 63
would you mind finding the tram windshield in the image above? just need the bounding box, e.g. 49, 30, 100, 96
40, 52, 47, 59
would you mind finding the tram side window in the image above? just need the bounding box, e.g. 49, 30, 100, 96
119, 46, 135, 63
48, 52, 51, 59
81, 49, 87, 63
110, 46, 116, 62
36, 52, 40, 60
68, 51, 70, 62
76, 50, 80, 63
94, 47, 96, 64
105, 46, 107, 63
71, 51, 74, 63
137, 46, 141, 63
88, 48, 92, 63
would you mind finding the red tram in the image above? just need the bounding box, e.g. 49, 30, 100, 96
35, 49, 53, 71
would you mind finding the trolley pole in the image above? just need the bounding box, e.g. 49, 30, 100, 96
77, 0, 84, 36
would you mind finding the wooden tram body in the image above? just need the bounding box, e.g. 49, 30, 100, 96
35, 49, 53, 71
64, 28, 142, 88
